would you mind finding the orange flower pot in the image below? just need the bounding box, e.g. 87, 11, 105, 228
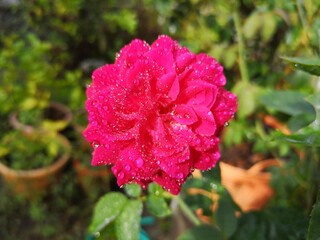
0, 134, 71, 198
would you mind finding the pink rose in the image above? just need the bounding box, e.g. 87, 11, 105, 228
83, 35, 237, 194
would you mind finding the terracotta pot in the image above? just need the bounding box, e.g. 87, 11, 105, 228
9, 102, 72, 133
0, 134, 71, 198
220, 159, 281, 212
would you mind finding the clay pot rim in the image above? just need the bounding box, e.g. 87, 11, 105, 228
0, 134, 71, 178
9, 102, 73, 133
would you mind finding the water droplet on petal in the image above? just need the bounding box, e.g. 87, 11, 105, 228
125, 165, 131, 171
224, 121, 229, 127
118, 172, 124, 179
136, 157, 144, 167
176, 173, 183, 178
91, 141, 100, 149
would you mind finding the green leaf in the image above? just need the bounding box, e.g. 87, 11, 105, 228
146, 195, 171, 218
281, 56, 320, 76
260, 91, 313, 115
216, 192, 238, 239
0, 146, 9, 157
124, 183, 142, 198
273, 129, 320, 146
42, 120, 69, 132
19, 97, 38, 110
287, 113, 316, 132
88, 192, 128, 234
308, 93, 320, 130
307, 190, 320, 240
115, 199, 143, 240
260, 90, 316, 131
243, 12, 262, 40
232, 81, 261, 119
148, 182, 165, 196
177, 224, 222, 240
261, 12, 277, 42
95, 221, 117, 240
202, 161, 221, 183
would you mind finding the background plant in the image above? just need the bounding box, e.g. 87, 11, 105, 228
1, 0, 320, 239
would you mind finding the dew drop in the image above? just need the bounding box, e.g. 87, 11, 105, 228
210, 182, 218, 191
176, 172, 183, 178
91, 141, 100, 149
118, 172, 124, 179
125, 165, 131, 171
94, 232, 101, 238
136, 157, 144, 167
224, 121, 229, 127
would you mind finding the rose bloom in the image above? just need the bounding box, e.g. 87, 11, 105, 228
83, 35, 237, 194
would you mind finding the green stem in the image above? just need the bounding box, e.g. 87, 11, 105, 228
176, 195, 201, 226
233, 6, 250, 83
296, 0, 308, 31
296, 0, 312, 52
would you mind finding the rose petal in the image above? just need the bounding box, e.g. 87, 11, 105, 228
179, 81, 218, 109
153, 171, 184, 195
212, 89, 237, 126
115, 39, 150, 68
156, 146, 190, 175
157, 72, 179, 101
193, 106, 216, 136
92, 64, 120, 87
148, 35, 176, 73
173, 104, 198, 125
176, 52, 196, 73
91, 145, 116, 166
192, 147, 221, 170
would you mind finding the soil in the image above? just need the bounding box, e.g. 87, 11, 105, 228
220, 143, 270, 169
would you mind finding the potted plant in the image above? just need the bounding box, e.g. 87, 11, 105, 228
0, 130, 71, 198
9, 101, 72, 134
0, 33, 72, 134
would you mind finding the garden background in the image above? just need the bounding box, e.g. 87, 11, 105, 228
0, 0, 320, 239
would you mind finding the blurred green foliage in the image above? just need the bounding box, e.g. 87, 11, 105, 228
1, 0, 320, 239
0, 130, 65, 170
